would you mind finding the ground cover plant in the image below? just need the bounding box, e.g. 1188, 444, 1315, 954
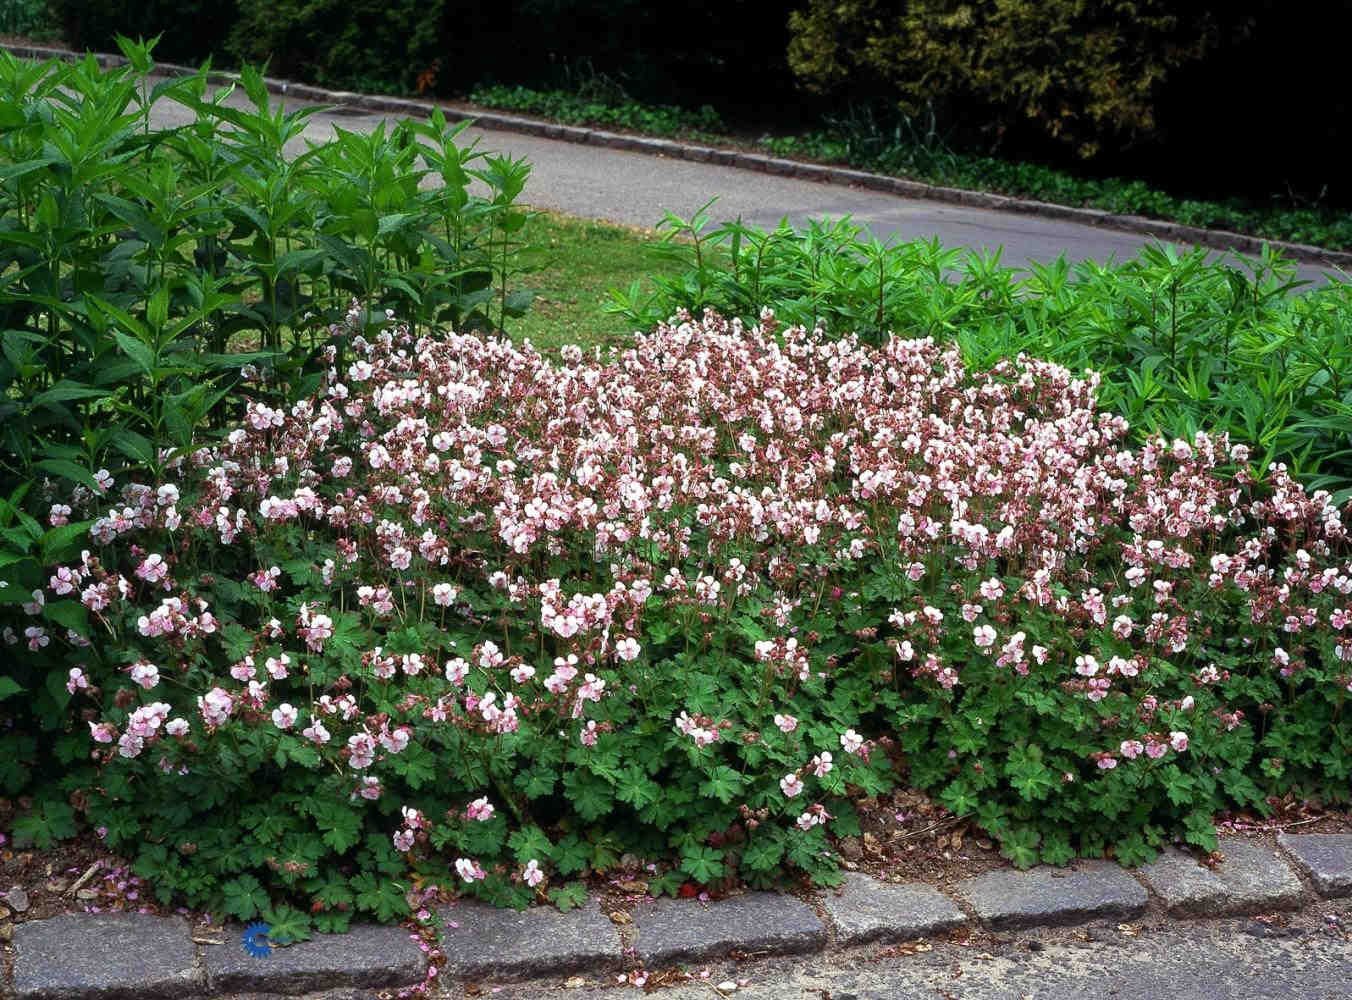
468, 83, 724, 142
5, 306, 1352, 934
608, 210, 1352, 501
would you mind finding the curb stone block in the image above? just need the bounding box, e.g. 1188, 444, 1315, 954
1138, 849, 1235, 915
955, 862, 1148, 930
436, 900, 622, 980
632, 892, 826, 967
1279, 833, 1352, 898
202, 923, 426, 994
820, 873, 967, 945
1210, 839, 1305, 912
12, 913, 202, 1000
1137, 840, 1302, 915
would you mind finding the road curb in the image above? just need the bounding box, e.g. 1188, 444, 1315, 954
3, 832, 1350, 996
6, 41, 1352, 272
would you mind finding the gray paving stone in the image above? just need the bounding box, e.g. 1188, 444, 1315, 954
12, 913, 202, 1000
1279, 833, 1352, 897
954, 861, 1148, 930
820, 873, 967, 945
203, 922, 425, 994
631, 892, 826, 967
437, 899, 621, 980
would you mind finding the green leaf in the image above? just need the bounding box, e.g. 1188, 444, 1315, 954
741, 833, 785, 872
552, 835, 590, 876
998, 826, 1041, 869
351, 872, 409, 921
311, 801, 362, 854
508, 825, 553, 863
41, 521, 94, 563
35, 462, 98, 497
112, 330, 156, 376
31, 382, 108, 407
547, 882, 589, 912
44, 600, 90, 637
697, 765, 743, 805
10, 800, 76, 849
0, 677, 24, 701
680, 844, 726, 884
222, 875, 268, 920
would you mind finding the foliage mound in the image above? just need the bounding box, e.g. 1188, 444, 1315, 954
5, 308, 1352, 930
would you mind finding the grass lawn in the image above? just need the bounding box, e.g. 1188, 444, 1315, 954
512, 209, 683, 351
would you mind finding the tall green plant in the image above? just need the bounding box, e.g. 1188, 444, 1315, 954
0, 39, 539, 798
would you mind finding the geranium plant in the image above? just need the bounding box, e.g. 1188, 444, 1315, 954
4, 307, 1350, 932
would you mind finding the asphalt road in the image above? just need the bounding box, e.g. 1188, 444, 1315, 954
146, 89, 1341, 285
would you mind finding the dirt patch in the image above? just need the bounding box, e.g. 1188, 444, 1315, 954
0, 829, 157, 929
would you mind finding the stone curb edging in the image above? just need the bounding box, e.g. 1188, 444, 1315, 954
5, 42, 1352, 272
2, 833, 1350, 997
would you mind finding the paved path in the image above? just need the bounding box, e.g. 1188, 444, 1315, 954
147, 91, 1339, 284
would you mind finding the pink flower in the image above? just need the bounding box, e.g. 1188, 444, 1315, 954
1169, 731, 1189, 753
615, 637, 641, 661
297, 605, 333, 651
198, 687, 234, 727
1119, 740, 1144, 759
272, 703, 299, 729
523, 859, 545, 887
128, 661, 160, 689
347, 732, 377, 769
840, 729, 864, 755
774, 713, 798, 733
466, 797, 495, 822
780, 773, 804, 798
455, 858, 486, 883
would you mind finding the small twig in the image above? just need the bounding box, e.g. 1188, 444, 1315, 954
895, 817, 961, 842
65, 861, 102, 896
1277, 816, 1325, 830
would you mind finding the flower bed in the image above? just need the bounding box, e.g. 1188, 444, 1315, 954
6, 308, 1351, 932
